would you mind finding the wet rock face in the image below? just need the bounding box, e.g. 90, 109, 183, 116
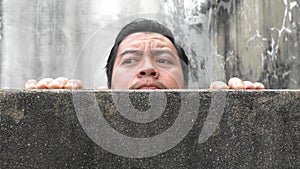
1, 0, 300, 89
0, 89, 299, 168
164, 0, 300, 89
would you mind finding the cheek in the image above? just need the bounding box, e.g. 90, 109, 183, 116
111, 67, 137, 89
160, 69, 185, 89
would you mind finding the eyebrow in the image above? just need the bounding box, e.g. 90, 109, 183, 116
120, 50, 142, 57
120, 49, 177, 58
150, 49, 177, 58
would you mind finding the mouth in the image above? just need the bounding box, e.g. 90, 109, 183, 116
137, 85, 161, 90
130, 79, 167, 90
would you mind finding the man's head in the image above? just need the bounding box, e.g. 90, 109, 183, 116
105, 19, 189, 89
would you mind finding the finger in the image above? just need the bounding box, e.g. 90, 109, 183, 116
25, 79, 38, 89
210, 81, 229, 89
64, 79, 83, 89
243, 81, 255, 89
48, 77, 69, 89
254, 82, 265, 89
97, 86, 109, 90
228, 77, 246, 89
36, 78, 54, 89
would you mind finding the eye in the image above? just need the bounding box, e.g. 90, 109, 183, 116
122, 58, 139, 65
156, 58, 173, 65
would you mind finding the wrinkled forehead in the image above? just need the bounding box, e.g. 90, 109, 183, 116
119, 32, 176, 50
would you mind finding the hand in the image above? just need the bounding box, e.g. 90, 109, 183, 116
97, 86, 109, 90
25, 77, 83, 89
210, 77, 265, 90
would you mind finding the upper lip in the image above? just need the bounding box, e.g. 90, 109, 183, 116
136, 84, 161, 89
130, 79, 166, 90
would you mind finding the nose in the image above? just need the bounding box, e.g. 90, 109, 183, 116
137, 67, 160, 79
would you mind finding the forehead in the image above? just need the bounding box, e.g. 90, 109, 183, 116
119, 32, 176, 49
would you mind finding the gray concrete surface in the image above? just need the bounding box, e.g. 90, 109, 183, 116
0, 89, 299, 168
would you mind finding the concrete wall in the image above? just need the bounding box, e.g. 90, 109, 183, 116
0, 90, 299, 168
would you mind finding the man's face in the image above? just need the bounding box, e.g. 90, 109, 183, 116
111, 32, 186, 89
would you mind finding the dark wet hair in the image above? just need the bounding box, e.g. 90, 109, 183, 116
105, 18, 189, 88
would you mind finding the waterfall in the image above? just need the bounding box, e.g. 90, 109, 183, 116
0, 0, 299, 89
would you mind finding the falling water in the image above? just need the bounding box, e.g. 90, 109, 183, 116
0, 0, 299, 89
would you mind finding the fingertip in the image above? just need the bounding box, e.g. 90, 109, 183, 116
55, 77, 69, 85
36, 78, 54, 89
48, 80, 63, 89
210, 81, 229, 89
25, 79, 38, 89
232, 83, 246, 89
47, 77, 69, 89
254, 82, 265, 89
97, 86, 109, 90
36, 82, 49, 89
228, 77, 246, 89
64, 79, 83, 89
243, 81, 255, 89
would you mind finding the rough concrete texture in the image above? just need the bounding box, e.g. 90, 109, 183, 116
0, 89, 299, 168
